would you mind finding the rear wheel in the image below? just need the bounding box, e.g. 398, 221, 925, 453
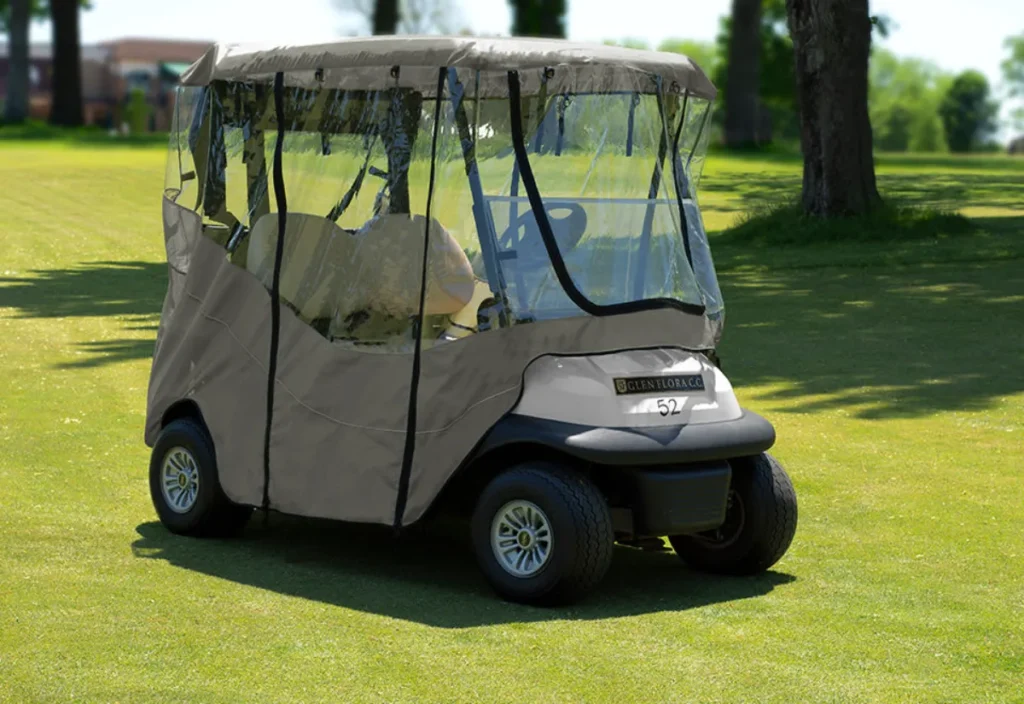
669, 452, 796, 575
149, 418, 251, 537
471, 463, 613, 606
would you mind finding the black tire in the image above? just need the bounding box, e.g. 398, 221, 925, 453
149, 418, 252, 537
669, 452, 796, 575
471, 463, 614, 606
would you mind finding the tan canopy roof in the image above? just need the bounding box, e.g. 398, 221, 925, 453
180, 36, 716, 99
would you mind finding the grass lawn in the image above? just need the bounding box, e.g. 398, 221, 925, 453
1, 141, 1023, 703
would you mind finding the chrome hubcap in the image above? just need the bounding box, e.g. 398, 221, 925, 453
491, 500, 552, 577
160, 446, 200, 514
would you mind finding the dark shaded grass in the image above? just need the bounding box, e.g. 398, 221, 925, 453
0, 121, 169, 146
721, 202, 976, 246
132, 518, 793, 629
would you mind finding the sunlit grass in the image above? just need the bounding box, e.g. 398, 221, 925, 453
0, 141, 1022, 703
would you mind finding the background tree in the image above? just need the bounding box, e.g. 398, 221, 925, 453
722, 0, 761, 147
2, 0, 88, 126
869, 48, 951, 152
938, 70, 999, 153
48, 0, 86, 126
335, 0, 462, 35
1001, 32, 1024, 134
714, 0, 795, 145
508, 0, 565, 38
372, 0, 397, 33
1, 0, 33, 123
785, 0, 880, 216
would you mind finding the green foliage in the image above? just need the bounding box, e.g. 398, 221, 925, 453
869, 48, 951, 153
1002, 33, 1024, 133
0, 0, 91, 31
939, 70, 999, 152
713, 0, 798, 144
124, 88, 150, 135
603, 37, 720, 78
656, 39, 720, 77
874, 104, 913, 152
602, 37, 649, 50
0, 118, 168, 144
1002, 32, 1024, 97
0, 0, 43, 33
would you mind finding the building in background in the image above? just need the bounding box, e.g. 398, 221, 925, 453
0, 38, 210, 130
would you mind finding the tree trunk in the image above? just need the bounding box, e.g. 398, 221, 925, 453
786, 0, 881, 216
724, 0, 761, 148
508, 0, 566, 38
49, 0, 84, 127
372, 0, 399, 34
4, 0, 31, 124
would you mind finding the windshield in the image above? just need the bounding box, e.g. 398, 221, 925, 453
430, 66, 723, 331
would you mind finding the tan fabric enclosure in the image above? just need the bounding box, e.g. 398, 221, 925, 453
148, 198, 712, 524
182, 37, 717, 99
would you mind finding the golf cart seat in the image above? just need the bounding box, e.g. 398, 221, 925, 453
350, 213, 476, 318
494, 198, 589, 271
246, 212, 357, 322
246, 212, 476, 345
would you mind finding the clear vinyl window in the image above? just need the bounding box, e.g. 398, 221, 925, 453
428, 67, 722, 332
166, 65, 723, 351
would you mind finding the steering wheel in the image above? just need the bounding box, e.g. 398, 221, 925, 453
500, 202, 588, 270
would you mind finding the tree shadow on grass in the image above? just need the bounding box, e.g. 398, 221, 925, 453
714, 219, 1024, 419
132, 519, 795, 628
0, 261, 165, 368
56, 329, 159, 369
701, 171, 1024, 214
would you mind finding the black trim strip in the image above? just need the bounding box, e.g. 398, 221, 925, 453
393, 67, 446, 529
262, 72, 287, 519
686, 105, 711, 171
327, 132, 378, 222
446, 68, 510, 323
555, 94, 568, 156
626, 91, 638, 156
633, 84, 673, 302
532, 67, 551, 154
668, 90, 694, 268
506, 71, 705, 319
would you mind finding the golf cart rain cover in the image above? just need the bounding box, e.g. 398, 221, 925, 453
148, 60, 724, 527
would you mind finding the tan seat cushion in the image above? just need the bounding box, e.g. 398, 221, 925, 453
246, 212, 475, 329
352, 213, 475, 317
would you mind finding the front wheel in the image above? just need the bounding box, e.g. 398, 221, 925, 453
149, 418, 252, 537
669, 452, 797, 575
471, 463, 614, 606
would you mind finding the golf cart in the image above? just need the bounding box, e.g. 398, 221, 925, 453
147, 36, 797, 605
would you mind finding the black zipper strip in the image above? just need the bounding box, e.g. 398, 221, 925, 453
393, 67, 447, 529
668, 90, 694, 268
262, 71, 287, 520
506, 70, 705, 319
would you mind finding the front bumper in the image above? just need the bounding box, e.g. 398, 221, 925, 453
479, 410, 775, 466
